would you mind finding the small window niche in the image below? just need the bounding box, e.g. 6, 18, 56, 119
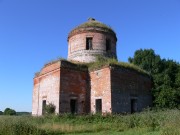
42, 100, 46, 115
106, 39, 111, 51
131, 99, 138, 113
86, 37, 93, 50
95, 99, 102, 113
70, 99, 77, 114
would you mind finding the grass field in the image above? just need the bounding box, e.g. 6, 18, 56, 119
0, 109, 179, 135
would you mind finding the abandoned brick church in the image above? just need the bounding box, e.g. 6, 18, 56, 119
32, 18, 152, 116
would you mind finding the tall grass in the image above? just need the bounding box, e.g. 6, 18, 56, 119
0, 109, 179, 135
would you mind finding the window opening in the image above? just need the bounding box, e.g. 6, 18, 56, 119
106, 39, 111, 51
131, 99, 138, 113
70, 99, 77, 114
86, 37, 93, 50
95, 99, 102, 113
42, 100, 46, 115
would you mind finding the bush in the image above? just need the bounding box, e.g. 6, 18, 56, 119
4, 108, 16, 115
44, 103, 56, 115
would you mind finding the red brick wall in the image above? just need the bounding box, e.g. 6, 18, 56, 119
32, 77, 40, 115
59, 68, 89, 114
32, 60, 89, 115
32, 62, 61, 116
68, 32, 117, 62
111, 67, 152, 113
68, 32, 116, 54
40, 61, 60, 75
32, 60, 152, 116
90, 67, 112, 114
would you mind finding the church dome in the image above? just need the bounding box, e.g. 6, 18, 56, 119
68, 18, 117, 41
67, 18, 117, 63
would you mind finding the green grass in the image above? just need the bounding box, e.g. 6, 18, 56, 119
0, 109, 180, 135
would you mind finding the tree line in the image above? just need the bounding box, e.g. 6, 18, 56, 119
0, 108, 16, 115
0, 103, 55, 116
129, 49, 180, 108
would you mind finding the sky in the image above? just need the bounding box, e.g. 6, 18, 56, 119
0, 0, 180, 112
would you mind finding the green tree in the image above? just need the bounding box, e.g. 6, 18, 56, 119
154, 86, 177, 108
129, 49, 180, 108
175, 67, 180, 106
4, 108, 16, 115
128, 49, 162, 74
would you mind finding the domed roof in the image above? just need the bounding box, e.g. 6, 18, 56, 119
68, 18, 117, 40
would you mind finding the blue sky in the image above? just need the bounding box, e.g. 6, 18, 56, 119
0, 0, 180, 112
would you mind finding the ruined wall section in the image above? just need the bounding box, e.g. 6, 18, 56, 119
32, 77, 40, 115
59, 61, 89, 114
32, 61, 61, 116
68, 30, 117, 63
90, 67, 112, 114
111, 66, 152, 113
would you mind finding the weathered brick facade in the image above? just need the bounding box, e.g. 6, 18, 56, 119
111, 66, 152, 113
68, 32, 117, 63
90, 67, 112, 114
32, 61, 61, 115
32, 18, 152, 116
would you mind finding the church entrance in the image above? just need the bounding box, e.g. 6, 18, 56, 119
70, 99, 77, 114
131, 99, 138, 113
95, 99, 102, 113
